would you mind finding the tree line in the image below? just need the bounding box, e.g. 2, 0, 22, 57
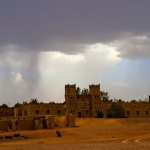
0, 98, 39, 108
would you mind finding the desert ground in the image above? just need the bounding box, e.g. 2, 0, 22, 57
0, 118, 150, 150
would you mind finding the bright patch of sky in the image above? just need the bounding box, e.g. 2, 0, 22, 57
37, 43, 120, 103
100, 59, 150, 101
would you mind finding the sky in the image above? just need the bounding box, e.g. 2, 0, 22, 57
0, 0, 150, 106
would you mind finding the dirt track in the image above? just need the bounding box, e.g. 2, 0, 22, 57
0, 118, 150, 150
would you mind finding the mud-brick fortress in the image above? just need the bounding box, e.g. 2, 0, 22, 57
0, 83, 150, 131
65, 84, 150, 118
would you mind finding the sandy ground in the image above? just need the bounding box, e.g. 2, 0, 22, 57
0, 118, 150, 150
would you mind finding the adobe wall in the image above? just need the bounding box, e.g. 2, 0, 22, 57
0, 115, 75, 131
65, 84, 150, 118
67, 115, 75, 127
76, 95, 91, 118
14, 107, 22, 116
54, 115, 75, 128
65, 84, 102, 118
100, 102, 113, 117
122, 102, 150, 118
18, 120, 35, 130
45, 116, 55, 129
55, 116, 68, 127
0, 120, 10, 131
89, 84, 100, 95
0, 107, 14, 117
14, 103, 66, 117
101, 102, 150, 118
65, 84, 77, 116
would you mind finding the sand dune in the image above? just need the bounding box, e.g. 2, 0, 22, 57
0, 118, 150, 150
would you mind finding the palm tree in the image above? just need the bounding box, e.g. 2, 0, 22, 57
1, 103, 8, 107
14, 102, 21, 108
100, 91, 109, 102
30, 98, 38, 104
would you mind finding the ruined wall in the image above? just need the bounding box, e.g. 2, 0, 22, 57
55, 116, 68, 127
0, 115, 75, 131
18, 120, 34, 130
0, 107, 14, 117
14, 107, 22, 116
0, 120, 10, 131
45, 116, 55, 129
54, 115, 75, 128
67, 115, 75, 127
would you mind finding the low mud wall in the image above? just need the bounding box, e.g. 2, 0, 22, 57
0, 115, 75, 131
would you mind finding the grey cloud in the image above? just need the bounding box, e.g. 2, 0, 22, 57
114, 35, 150, 60
0, 0, 150, 54
0, 50, 40, 98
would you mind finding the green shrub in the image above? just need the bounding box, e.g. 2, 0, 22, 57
97, 110, 104, 118
106, 103, 125, 118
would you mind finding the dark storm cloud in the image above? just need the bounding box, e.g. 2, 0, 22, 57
0, 0, 150, 54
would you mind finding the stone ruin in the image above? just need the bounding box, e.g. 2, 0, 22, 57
0, 115, 75, 131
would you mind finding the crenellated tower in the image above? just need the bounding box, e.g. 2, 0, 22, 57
65, 84, 101, 117
65, 84, 77, 116
89, 84, 101, 117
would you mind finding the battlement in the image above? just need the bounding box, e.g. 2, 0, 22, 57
65, 84, 76, 95
65, 84, 101, 117
89, 84, 100, 95
89, 84, 100, 87
65, 84, 76, 88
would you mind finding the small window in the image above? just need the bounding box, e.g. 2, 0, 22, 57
136, 111, 139, 115
71, 110, 75, 113
36, 110, 39, 114
58, 110, 61, 114
146, 111, 149, 115
127, 111, 130, 115
86, 110, 89, 113
70, 96, 74, 99
47, 110, 50, 114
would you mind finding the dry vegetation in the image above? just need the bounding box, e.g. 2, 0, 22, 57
0, 118, 150, 150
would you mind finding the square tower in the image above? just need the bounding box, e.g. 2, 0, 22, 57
89, 84, 101, 117
65, 84, 77, 116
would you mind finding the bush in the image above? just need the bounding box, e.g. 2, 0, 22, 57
106, 103, 125, 118
106, 111, 113, 118
13, 134, 21, 137
97, 110, 104, 118
14, 103, 21, 108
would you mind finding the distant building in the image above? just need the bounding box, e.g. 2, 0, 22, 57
14, 102, 66, 117
65, 84, 150, 118
0, 106, 14, 117
10, 84, 150, 118
65, 84, 101, 117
